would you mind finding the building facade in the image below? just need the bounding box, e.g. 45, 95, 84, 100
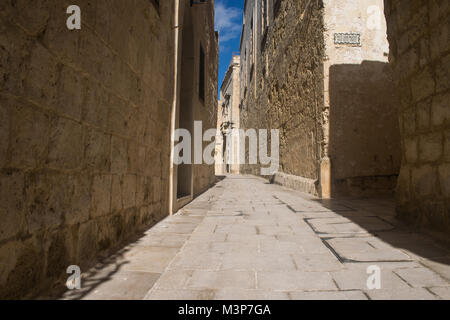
216, 55, 241, 175
240, 0, 449, 233
239, 0, 401, 198
0, 0, 218, 299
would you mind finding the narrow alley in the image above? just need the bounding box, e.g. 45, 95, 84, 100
59, 175, 450, 300
1, 0, 449, 303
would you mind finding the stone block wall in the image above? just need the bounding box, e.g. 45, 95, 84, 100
240, 0, 325, 186
384, 0, 450, 231
240, 0, 401, 198
193, 4, 219, 197
0, 0, 174, 298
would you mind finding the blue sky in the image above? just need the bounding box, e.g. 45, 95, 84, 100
215, 0, 244, 94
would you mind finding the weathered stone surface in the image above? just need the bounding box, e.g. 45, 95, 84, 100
0, 171, 25, 241
395, 267, 449, 288
289, 290, 367, 300
44, 229, 74, 280
240, 0, 325, 182
438, 164, 450, 196
431, 92, 450, 127
0, 0, 218, 299
47, 117, 83, 170
405, 137, 418, 164
57, 66, 84, 120
411, 165, 438, 197
84, 128, 111, 172
187, 270, 256, 290
22, 42, 59, 110
445, 130, 450, 162
74, 271, 161, 300
111, 175, 123, 212
81, 80, 109, 129
10, 104, 50, 169
419, 132, 442, 163
417, 99, 431, 131
367, 288, 437, 300
24, 172, 68, 233
435, 53, 450, 93
90, 174, 112, 218
429, 286, 450, 300
385, 0, 450, 232
411, 67, 436, 103
66, 174, 91, 226
110, 136, 128, 174
77, 221, 98, 263
0, 101, 9, 168
239, 0, 401, 198
122, 174, 137, 209
0, 238, 44, 299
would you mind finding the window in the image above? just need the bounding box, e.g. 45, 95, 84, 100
199, 45, 205, 101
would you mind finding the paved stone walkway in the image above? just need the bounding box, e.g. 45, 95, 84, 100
62, 175, 450, 300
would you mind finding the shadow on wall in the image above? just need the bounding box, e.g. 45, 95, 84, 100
328, 60, 401, 198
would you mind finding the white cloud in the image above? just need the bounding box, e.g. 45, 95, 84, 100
215, 1, 242, 43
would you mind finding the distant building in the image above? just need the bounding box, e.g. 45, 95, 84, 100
216, 55, 241, 175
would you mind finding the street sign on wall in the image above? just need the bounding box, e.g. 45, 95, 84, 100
334, 33, 361, 45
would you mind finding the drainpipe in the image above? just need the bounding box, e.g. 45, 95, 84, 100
169, 0, 180, 215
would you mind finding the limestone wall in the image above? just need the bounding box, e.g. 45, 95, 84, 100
384, 0, 450, 231
190, 3, 219, 197
240, 0, 401, 198
240, 0, 325, 186
0, 0, 174, 298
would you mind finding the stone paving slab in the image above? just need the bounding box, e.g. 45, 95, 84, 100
325, 237, 413, 262
367, 288, 438, 300
146, 289, 215, 300
288, 290, 368, 300
119, 246, 180, 273
429, 287, 450, 299
395, 267, 449, 288
331, 262, 420, 291
62, 175, 450, 300
73, 271, 161, 300
256, 271, 338, 291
